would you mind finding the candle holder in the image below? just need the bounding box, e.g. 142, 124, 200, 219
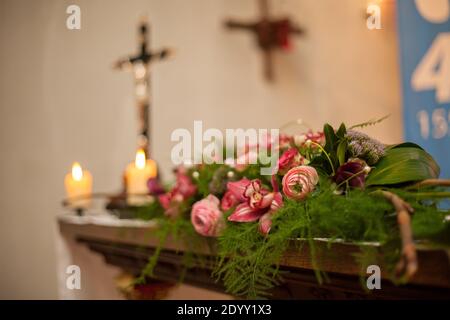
62, 192, 158, 219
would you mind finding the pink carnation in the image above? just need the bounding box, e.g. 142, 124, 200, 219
191, 195, 225, 237
282, 166, 319, 200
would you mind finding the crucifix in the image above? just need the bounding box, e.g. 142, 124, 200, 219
114, 18, 171, 157
225, 0, 304, 82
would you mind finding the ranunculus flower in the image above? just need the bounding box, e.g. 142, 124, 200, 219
191, 195, 225, 237
334, 159, 368, 189
282, 166, 319, 200
277, 148, 304, 174
221, 190, 239, 211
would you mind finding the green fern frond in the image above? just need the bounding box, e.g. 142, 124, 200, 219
349, 114, 390, 130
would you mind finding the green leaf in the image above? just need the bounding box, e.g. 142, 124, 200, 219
366, 147, 440, 186
336, 123, 347, 138
337, 140, 348, 166
386, 142, 424, 151
323, 123, 337, 153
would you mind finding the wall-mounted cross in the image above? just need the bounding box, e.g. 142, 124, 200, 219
225, 0, 304, 82
114, 18, 171, 157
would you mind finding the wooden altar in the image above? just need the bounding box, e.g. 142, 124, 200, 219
58, 215, 450, 300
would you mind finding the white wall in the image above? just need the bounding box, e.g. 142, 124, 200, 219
0, 0, 402, 299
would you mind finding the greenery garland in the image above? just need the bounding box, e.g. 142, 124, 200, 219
133, 121, 450, 298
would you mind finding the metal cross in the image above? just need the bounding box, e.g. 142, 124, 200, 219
114, 18, 171, 157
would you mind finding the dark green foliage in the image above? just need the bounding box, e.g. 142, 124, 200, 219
310, 123, 347, 175
191, 163, 223, 198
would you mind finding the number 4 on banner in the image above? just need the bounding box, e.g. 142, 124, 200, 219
412, 33, 450, 104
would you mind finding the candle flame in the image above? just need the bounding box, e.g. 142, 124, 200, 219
72, 162, 83, 181
135, 149, 146, 169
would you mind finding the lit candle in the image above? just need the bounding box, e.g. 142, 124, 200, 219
64, 162, 93, 209
125, 149, 157, 205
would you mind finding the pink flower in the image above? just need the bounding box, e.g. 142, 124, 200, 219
278, 134, 293, 150
227, 178, 251, 202
158, 192, 183, 218
294, 131, 325, 147
271, 192, 283, 211
158, 193, 172, 210
258, 192, 283, 236
282, 166, 319, 200
158, 170, 197, 218
243, 180, 274, 209
277, 148, 304, 173
220, 190, 239, 211
227, 178, 283, 223
228, 203, 266, 222
175, 172, 197, 198
258, 212, 273, 235
191, 195, 225, 237
147, 178, 165, 195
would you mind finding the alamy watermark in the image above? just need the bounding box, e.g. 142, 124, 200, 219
171, 121, 279, 175
66, 265, 81, 290
66, 5, 81, 30
366, 265, 381, 290
367, 4, 382, 30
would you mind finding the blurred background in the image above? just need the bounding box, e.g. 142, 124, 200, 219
0, 0, 446, 299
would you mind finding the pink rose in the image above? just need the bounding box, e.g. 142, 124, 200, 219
191, 195, 225, 237
221, 191, 239, 211
282, 166, 319, 200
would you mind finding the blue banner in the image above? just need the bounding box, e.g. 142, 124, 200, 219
397, 0, 450, 178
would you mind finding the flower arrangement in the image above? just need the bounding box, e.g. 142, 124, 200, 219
135, 120, 450, 298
